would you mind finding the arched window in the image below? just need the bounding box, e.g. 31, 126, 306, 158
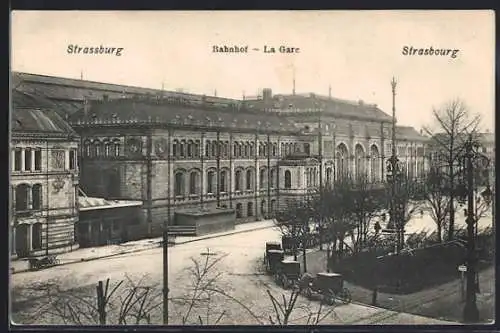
246, 169, 253, 190
272, 143, 277, 156
236, 203, 243, 218
173, 140, 179, 157
261, 200, 266, 214
32, 184, 42, 210
355, 144, 365, 180
233, 142, 238, 157
189, 171, 199, 195
114, 141, 121, 156
104, 142, 112, 157
304, 143, 311, 155
326, 168, 332, 184
194, 140, 200, 157
370, 144, 380, 182
244, 143, 249, 157
187, 140, 194, 158
84, 141, 91, 156
235, 170, 242, 191
32, 223, 43, 250
205, 141, 210, 157
207, 170, 215, 194
284, 170, 292, 189
270, 169, 276, 188
174, 171, 185, 196
247, 202, 254, 217
223, 142, 229, 157
15, 184, 29, 211
259, 144, 264, 157
259, 169, 267, 188
220, 170, 228, 192
249, 143, 255, 157
180, 141, 186, 158
211, 141, 217, 157
336, 143, 349, 179
238, 143, 243, 157
280, 143, 284, 156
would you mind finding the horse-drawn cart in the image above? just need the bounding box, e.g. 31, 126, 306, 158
263, 241, 282, 265
274, 260, 301, 289
299, 272, 352, 305
265, 249, 285, 274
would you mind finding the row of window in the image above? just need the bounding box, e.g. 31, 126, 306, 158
12, 148, 77, 172
234, 199, 277, 218
174, 168, 278, 196
385, 144, 426, 157
12, 223, 44, 253
13, 184, 43, 211
84, 141, 121, 157
172, 140, 282, 159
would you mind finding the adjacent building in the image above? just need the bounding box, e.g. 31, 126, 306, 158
10, 90, 80, 257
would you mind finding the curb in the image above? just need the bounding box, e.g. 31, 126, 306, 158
173, 224, 274, 245
11, 223, 275, 275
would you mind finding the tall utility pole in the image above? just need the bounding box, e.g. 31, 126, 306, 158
317, 104, 323, 250
463, 135, 479, 323
388, 77, 402, 253
163, 129, 172, 325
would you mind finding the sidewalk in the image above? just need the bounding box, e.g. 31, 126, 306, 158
10, 219, 276, 274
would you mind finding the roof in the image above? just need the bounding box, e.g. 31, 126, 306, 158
68, 98, 300, 133
78, 196, 143, 211
11, 90, 78, 136
12, 71, 238, 110
394, 126, 428, 142
245, 93, 393, 122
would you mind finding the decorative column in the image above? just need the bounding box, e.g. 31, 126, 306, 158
65, 150, 70, 170
21, 148, 26, 171
31, 149, 35, 171
27, 223, 33, 252
11, 150, 15, 171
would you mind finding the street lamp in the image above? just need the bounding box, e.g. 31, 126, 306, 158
385, 77, 405, 253
458, 134, 492, 323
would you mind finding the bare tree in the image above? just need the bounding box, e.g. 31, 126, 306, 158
265, 288, 338, 325
423, 98, 482, 241
348, 174, 387, 252
317, 179, 357, 263
388, 171, 423, 253
275, 199, 312, 270
423, 168, 451, 243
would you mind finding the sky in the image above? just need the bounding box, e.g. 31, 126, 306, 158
11, 10, 495, 131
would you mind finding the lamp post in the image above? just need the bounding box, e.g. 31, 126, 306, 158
386, 77, 403, 253
460, 135, 492, 323
462, 135, 479, 323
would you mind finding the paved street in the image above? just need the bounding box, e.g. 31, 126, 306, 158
11, 223, 457, 325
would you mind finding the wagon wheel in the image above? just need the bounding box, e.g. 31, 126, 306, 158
340, 287, 352, 304
303, 286, 313, 298
323, 289, 336, 306
274, 272, 283, 286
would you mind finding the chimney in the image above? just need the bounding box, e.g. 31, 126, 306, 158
262, 88, 273, 101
